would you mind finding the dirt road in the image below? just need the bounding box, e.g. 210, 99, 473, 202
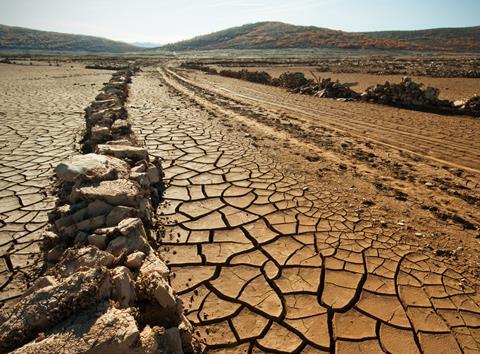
130, 65, 480, 353
0, 63, 112, 308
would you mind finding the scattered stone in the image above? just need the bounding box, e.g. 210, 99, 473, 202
126, 251, 146, 269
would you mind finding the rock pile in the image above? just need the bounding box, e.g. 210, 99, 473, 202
219, 69, 272, 85
85, 62, 132, 70
183, 64, 480, 118
273, 72, 310, 89
289, 77, 360, 99
0, 65, 202, 353
454, 96, 480, 117
0, 57, 14, 64
360, 77, 454, 112
180, 62, 218, 75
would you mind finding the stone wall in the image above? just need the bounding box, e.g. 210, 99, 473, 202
0, 65, 202, 353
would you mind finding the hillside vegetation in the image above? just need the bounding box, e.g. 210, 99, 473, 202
159, 22, 480, 52
362, 26, 480, 52
0, 24, 139, 52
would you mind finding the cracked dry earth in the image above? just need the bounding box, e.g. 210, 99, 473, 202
130, 67, 480, 353
0, 63, 112, 308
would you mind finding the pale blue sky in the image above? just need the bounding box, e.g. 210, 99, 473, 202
1, 0, 479, 43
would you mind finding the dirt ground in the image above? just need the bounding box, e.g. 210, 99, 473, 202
1, 56, 480, 353
214, 65, 480, 101
127, 61, 480, 352
0, 62, 112, 309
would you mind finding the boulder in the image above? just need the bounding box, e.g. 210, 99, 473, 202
86, 107, 126, 127
76, 179, 142, 207
55, 154, 129, 183
139, 251, 170, 280
106, 139, 133, 146
137, 251, 176, 308
74, 231, 88, 244
96, 144, 149, 162
106, 219, 149, 257
106, 205, 138, 226
76, 215, 106, 233
87, 200, 113, 217
88, 233, 108, 250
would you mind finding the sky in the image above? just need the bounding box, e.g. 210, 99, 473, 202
1, 0, 479, 44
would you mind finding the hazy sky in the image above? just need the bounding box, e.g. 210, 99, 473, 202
1, 0, 479, 44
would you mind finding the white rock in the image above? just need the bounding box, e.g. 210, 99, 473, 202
152, 277, 177, 308
55, 154, 128, 183
126, 251, 146, 269
77, 179, 141, 207
96, 144, 148, 161
112, 266, 136, 308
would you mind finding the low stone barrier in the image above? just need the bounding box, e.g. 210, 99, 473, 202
0, 65, 202, 353
182, 63, 480, 117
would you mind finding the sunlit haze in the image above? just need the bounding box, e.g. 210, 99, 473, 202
1, 0, 480, 44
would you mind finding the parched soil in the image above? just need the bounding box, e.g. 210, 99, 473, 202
128, 63, 480, 353
212, 65, 480, 101
1, 58, 480, 353
0, 63, 113, 308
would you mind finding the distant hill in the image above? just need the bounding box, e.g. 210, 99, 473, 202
361, 26, 480, 52
158, 21, 480, 52
130, 42, 162, 48
0, 24, 139, 52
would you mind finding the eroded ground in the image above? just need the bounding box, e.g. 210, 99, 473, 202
0, 63, 112, 308
130, 65, 480, 353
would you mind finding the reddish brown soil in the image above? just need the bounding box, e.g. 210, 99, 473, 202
126, 62, 480, 353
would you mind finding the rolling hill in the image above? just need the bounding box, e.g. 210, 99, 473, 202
361, 26, 480, 52
0, 24, 139, 53
158, 22, 480, 52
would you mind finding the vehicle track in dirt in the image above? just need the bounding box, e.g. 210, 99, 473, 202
129, 66, 480, 353
172, 68, 480, 173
